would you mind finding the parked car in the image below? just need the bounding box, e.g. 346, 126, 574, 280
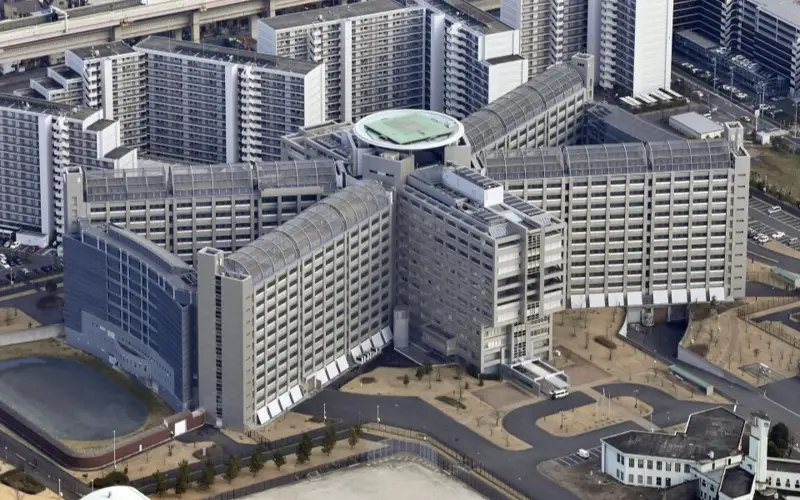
790, 237, 799, 244
577, 449, 591, 459
772, 231, 786, 239
768, 206, 782, 215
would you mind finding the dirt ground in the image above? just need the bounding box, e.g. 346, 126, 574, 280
750, 147, 800, 201
0, 308, 38, 334
537, 396, 653, 437
747, 260, 789, 289
154, 438, 382, 500
539, 458, 684, 500
764, 240, 800, 260
71, 440, 218, 483
686, 299, 800, 386
250, 412, 326, 443
340, 366, 535, 450
553, 309, 727, 404
0, 339, 174, 448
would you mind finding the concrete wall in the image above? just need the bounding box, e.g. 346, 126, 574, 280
676, 345, 729, 380
0, 323, 63, 347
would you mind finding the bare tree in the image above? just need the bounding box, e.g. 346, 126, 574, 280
12, 488, 24, 500
476, 416, 484, 428
494, 409, 504, 427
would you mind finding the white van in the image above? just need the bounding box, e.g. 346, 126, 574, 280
550, 388, 569, 400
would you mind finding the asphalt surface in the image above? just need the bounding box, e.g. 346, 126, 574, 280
626, 322, 687, 359
2, 288, 64, 325
0, 357, 147, 441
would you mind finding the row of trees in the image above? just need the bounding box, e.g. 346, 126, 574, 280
150, 424, 365, 496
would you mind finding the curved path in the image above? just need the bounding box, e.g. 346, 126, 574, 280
592, 383, 726, 428
294, 389, 648, 500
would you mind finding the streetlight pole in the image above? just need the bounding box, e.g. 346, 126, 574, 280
376, 405, 380, 424
794, 100, 799, 138
58, 477, 61, 498
113, 429, 116, 470
323, 403, 326, 423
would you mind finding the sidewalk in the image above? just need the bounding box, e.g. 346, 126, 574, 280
582, 387, 658, 432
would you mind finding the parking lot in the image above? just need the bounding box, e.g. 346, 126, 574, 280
0, 239, 61, 287
553, 445, 601, 468
748, 219, 800, 251
751, 198, 800, 232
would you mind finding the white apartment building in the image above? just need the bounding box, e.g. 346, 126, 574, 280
0, 94, 135, 245
587, 0, 673, 95
258, 0, 426, 124
417, 0, 529, 119
27, 66, 83, 107
135, 36, 325, 164
396, 166, 566, 371
66, 43, 148, 149
501, 0, 588, 76
196, 181, 393, 431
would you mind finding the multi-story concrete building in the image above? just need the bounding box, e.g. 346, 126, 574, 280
588, 0, 673, 95
0, 94, 135, 245
65, 43, 148, 149
62, 159, 340, 263
418, 0, 529, 120
396, 166, 566, 371
479, 137, 750, 314
500, 0, 588, 76
462, 55, 593, 155
26, 65, 83, 106
196, 181, 393, 431
135, 36, 325, 164
63, 221, 197, 411
258, 0, 427, 124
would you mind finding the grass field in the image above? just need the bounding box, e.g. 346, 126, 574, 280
750, 146, 800, 200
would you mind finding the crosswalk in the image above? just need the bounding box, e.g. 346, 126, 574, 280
554, 446, 601, 468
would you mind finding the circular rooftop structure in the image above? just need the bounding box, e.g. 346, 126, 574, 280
353, 109, 464, 151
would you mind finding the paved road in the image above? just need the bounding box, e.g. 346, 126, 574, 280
592, 383, 722, 428
748, 241, 800, 272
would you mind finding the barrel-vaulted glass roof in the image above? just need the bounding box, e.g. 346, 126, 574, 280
223, 181, 390, 285
482, 139, 733, 180
462, 63, 586, 153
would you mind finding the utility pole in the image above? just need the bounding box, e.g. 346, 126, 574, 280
755, 82, 765, 133
794, 100, 799, 138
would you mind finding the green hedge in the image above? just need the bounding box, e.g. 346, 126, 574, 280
92, 471, 130, 488
1, 470, 45, 495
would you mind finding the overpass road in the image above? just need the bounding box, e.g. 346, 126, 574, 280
0, 0, 304, 63
0, 0, 503, 64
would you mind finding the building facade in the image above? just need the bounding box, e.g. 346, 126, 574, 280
135, 37, 325, 164
462, 55, 593, 155
602, 408, 800, 500
0, 94, 134, 245
418, 0, 529, 120
65, 43, 148, 149
63, 222, 197, 411
396, 166, 565, 371
501, 0, 588, 77
62, 159, 340, 263
588, 0, 673, 95
258, 0, 427, 124
196, 181, 393, 431
480, 138, 750, 307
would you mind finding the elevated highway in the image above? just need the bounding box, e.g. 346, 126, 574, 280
0, 0, 501, 64
0, 0, 310, 63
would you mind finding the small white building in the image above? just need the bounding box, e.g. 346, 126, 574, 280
602, 407, 800, 499
669, 112, 724, 139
